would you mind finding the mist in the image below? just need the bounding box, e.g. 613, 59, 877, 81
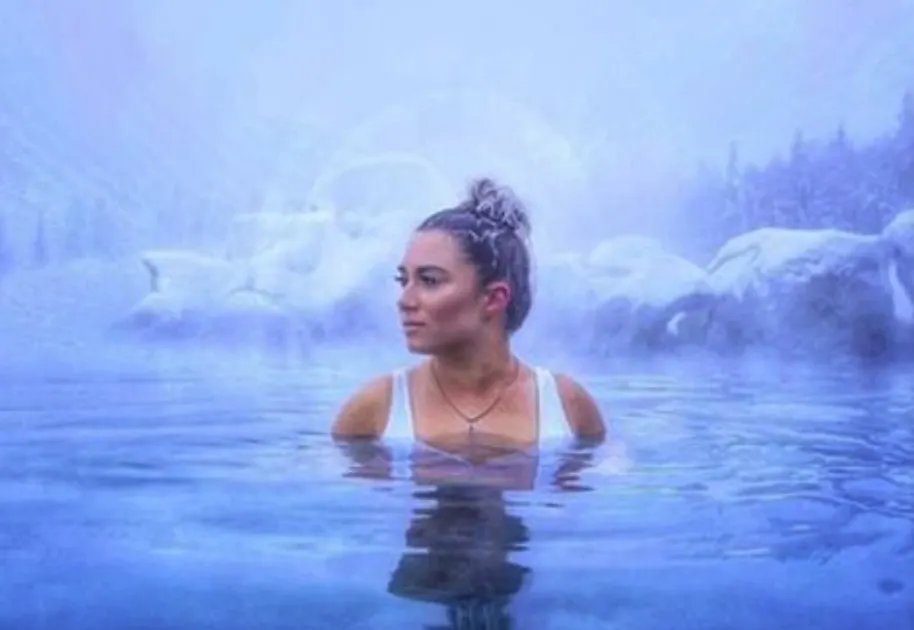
1, 0, 914, 366
2, 8, 914, 628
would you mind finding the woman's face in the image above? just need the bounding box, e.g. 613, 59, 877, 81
396, 229, 504, 354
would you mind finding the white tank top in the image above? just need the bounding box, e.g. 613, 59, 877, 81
383, 366, 574, 489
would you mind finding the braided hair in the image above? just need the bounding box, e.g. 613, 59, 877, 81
417, 177, 534, 334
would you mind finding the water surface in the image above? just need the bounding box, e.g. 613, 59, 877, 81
1, 352, 912, 629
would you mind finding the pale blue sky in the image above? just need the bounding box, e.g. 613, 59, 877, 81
2, 0, 913, 239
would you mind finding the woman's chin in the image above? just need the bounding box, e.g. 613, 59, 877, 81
405, 340, 434, 355
403, 334, 431, 354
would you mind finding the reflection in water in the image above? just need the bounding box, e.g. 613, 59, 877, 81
333, 437, 394, 480
550, 437, 605, 493
332, 436, 604, 491
3, 360, 914, 627
334, 437, 604, 629
388, 485, 530, 629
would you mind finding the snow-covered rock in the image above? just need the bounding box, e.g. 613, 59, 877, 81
882, 208, 914, 325
528, 236, 713, 352
525, 252, 601, 351
587, 236, 714, 349
117, 211, 401, 346
703, 227, 896, 356
116, 207, 914, 358
138, 250, 241, 307
121, 250, 248, 337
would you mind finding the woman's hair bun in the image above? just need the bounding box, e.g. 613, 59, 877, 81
465, 177, 531, 238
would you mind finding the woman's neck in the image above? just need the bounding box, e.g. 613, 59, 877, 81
431, 337, 515, 395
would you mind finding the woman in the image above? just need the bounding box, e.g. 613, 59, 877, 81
331, 177, 606, 458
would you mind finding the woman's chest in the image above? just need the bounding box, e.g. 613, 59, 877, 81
410, 388, 540, 447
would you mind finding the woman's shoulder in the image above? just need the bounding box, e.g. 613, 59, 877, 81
541, 368, 607, 440
330, 372, 396, 438
330, 360, 430, 438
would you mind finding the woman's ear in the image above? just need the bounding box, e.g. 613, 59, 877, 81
483, 280, 512, 316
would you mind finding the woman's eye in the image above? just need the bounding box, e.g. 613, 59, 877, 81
420, 275, 440, 287
393, 275, 407, 286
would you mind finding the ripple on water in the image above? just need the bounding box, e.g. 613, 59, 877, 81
1, 357, 914, 628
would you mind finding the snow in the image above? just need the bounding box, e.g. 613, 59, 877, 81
528, 236, 712, 352
3, 208, 914, 361
882, 208, 914, 324
704, 227, 896, 354
118, 211, 400, 343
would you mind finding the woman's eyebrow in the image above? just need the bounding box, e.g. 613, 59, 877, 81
397, 264, 448, 274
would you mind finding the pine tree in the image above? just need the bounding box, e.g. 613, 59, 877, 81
789, 130, 813, 227
722, 140, 742, 232
819, 122, 859, 230
894, 90, 914, 203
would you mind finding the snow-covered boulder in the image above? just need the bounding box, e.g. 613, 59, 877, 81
882, 209, 914, 325
524, 251, 601, 351
527, 236, 713, 352
586, 236, 714, 349
703, 227, 896, 356
117, 211, 401, 346
122, 251, 244, 334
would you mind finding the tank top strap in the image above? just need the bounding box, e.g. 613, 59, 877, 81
535, 366, 574, 440
385, 368, 415, 440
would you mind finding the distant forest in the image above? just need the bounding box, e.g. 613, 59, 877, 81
674, 90, 914, 260
1, 90, 913, 274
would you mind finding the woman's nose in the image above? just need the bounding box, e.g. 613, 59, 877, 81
397, 284, 419, 312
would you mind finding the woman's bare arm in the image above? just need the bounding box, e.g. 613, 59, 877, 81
555, 373, 608, 441
330, 374, 392, 439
